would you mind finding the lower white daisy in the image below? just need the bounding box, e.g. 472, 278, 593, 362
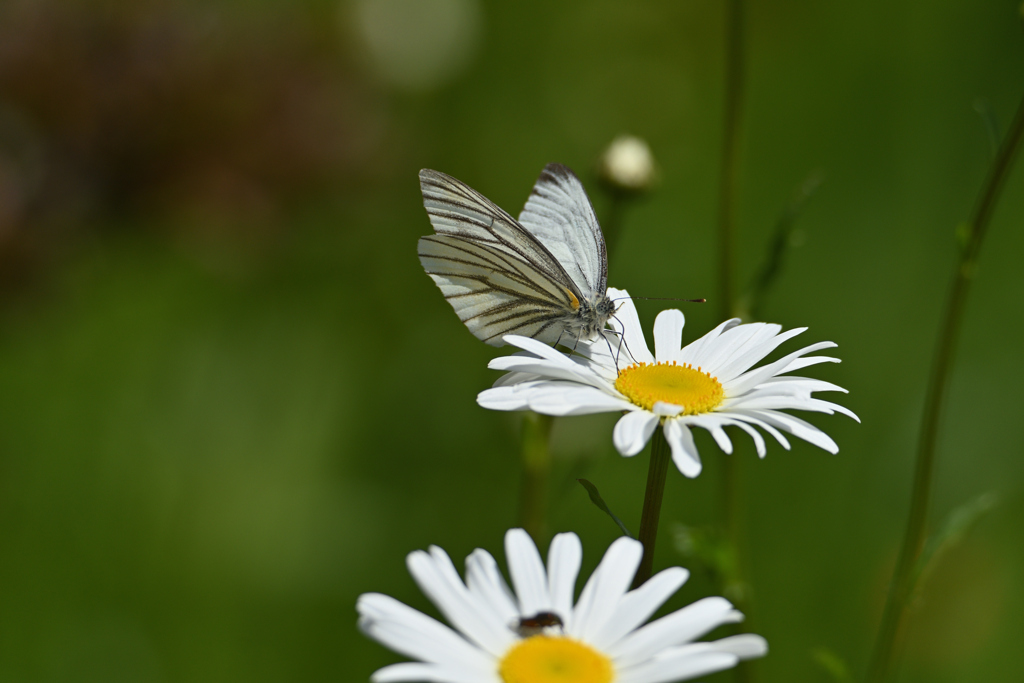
358, 528, 767, 683
478, 288, 858, 478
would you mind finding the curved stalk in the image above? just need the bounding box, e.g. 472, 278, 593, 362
633, 427, 671, 587
867, 90, 1024, 683
520, 412, 554, 542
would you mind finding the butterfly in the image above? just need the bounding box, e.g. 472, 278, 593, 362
417, 163, 615, 347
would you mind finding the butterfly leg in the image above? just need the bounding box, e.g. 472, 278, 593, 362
553, 329, 567, 353
603, 333, 620, 370
607, 314, 636, 369
570, 329, 585, 355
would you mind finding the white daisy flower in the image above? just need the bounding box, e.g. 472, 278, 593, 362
358, 528, 766, 683
478, 288, 858, 478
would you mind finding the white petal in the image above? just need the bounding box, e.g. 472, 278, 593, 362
759, 375, 848, 394
783, 354, 841, 373
501, 334, 575, 359
652, 401, 683, 417
726, 395, 859, 423
546, 532, 582, 631
372, 662, 500, 683
492, 338, 607, 377
609, 597, 742, 666
577, 331, 625, 368
572, 537, 644, 643
814, 399, 860, 422
608, 294, 654, 364
692, 323, 783, 377
491, 371, 541, 388
477, 386, 531, 411
407, 547, 512, 656
726, 410, 792, 450
504, 529, 551, 616
526, 384, 635, 416
480, 377, 629, 415
465, 549, 519, 628
680, 415, 734, 454
488, 356, 606, 389
357, 593, 495, 671
591, 566, 689, 650
653, 309, 685, 360
616, 649, 739, 683
724, 342, 838, 396
745, 409, 840, 453
717, 417, 767, 457
713, 326, 807, 382
585, 328, 647, 372
674, 318, 741, 367
663, 420, 702, 478
613, 411, 659, 457
726, 382, 829, 404
707, 633, 769, 659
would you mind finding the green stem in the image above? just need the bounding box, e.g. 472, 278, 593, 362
722, 453, 747, 603
716, 0, 747, 591
866, 89, 1024, 683
716, 0, 746, 324
519, 412, 554, 543
602, 191, 628, 262
716, 4, 756, 680
724, 452, 755, 683
633, 427, 671, 587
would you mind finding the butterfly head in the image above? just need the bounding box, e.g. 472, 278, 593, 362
564, 291, 616, 341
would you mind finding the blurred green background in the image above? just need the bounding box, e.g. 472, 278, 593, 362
0, 0, 1022, 681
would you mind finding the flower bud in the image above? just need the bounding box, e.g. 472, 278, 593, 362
598, 135, 657, 193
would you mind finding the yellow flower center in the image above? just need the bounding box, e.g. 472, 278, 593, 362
499, 636, 613, 683
615, 361, 724, 415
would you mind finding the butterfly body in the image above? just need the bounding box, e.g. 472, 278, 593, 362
418, 164, 614, 347
562, 287, 616, 341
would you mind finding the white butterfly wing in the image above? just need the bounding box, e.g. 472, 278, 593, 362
517, 163, 608, 299
420, 169, 574, 283
418, 169, 582, 346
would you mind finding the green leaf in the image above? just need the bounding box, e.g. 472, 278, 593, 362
670, 523, 746, 602
576, 479, 633, 538
973, 98, 1001, 160
955, 222, 973, 251
743, 169, 824, 318
912, 491, 999, 601
810, 648, 852, 682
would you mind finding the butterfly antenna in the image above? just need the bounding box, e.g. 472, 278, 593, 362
611, 295, 706, 303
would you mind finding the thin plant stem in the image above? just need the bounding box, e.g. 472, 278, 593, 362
519, 412, 554, 543
867, 89, 1024, 683
715, 3, 756, 680
716, 0, 747, 561
744, 171, 824, 320
716, 0, 746, 324
633, 427, 671, 588
602, 191, 628, 262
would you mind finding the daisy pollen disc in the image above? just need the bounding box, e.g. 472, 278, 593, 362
615, 361, 724, 415
499, 635, 613, 683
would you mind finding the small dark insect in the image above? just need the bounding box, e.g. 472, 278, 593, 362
514, 611, 564, 637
